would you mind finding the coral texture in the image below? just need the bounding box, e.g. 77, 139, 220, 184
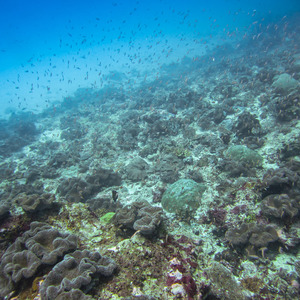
0, 222, 78, 298
114, 200, 163, 236
40, 249, 116, 299
161, 179, 206, 216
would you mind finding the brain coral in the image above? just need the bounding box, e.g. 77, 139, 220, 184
161, 179, 206, 216
225, 145, 263, 167
40, 249, 117, 299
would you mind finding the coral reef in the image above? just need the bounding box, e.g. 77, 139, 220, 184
0, 15, 299, 299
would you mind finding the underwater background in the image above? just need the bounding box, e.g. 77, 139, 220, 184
0, 0, 300, 299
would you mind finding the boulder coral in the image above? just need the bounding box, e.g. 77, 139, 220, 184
161, 179, 206, 217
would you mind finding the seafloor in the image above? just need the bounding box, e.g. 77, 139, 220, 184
0, 18, 300, 300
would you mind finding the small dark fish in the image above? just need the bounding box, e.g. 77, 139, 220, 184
112, 190, 118, 201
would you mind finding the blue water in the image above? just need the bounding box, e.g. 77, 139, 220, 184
0, 0, 299, 116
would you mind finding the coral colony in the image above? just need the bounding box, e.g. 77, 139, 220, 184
1, 8, 300, 300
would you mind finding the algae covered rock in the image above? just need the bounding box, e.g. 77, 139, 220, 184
225, 145, 263, 167
161, 179, 206, 216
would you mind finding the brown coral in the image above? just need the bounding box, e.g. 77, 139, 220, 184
261, 194, 299, 218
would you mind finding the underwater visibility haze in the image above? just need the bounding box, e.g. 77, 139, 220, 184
0, 0, 300, 299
